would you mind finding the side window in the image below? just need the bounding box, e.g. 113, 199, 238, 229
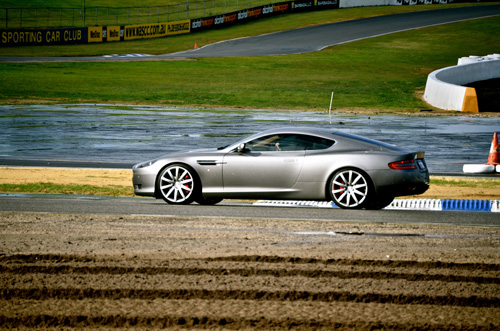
246, 134, 307, 152
245, 134, 334, 152
302, 135, 335, 150
246, 134, 282, 152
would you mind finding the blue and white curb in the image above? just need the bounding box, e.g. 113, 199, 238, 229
387, 199, 499, 212
103, 54, 152, 58
254, 199, 500, 212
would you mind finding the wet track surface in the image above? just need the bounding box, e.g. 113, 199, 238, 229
1, 104, 499, 173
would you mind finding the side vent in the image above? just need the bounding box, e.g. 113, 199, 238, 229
197, 160, 217, 166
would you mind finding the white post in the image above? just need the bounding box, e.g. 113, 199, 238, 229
329, 91, 334, 124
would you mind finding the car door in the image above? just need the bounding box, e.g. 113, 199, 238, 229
222, 134, 306, 193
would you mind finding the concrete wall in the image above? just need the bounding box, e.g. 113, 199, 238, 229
424, 58, 500, 112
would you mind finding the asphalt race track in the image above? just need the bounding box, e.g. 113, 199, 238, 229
1, 5, 500, 62
1, 194, 499, 227
170, 5, 500, 58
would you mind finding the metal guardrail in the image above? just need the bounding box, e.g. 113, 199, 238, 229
0, 0, 273, 29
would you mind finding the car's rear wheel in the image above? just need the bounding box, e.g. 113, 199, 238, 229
329, 168, 370, 209
157, 164, 199, 204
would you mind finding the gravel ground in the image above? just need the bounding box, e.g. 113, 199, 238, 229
1, 212, 499, 330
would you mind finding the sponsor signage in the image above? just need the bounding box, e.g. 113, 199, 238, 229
88, 26, 103, 43
294, 0, 314, 10
272, 3, 291, 13
124, 23, 167, 40
191, 2, 292, 32
247, 7, 263, 19
224, 13, 238, 24
106, 26, 121, 42
1, 27, 87, 47
124, 20, 190, 40
316, 0, 339, 9
167, 20, 191, 35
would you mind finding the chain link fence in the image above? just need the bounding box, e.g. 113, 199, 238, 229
1, 0, 272, 29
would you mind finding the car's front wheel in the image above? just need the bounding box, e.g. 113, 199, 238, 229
157, 164, 199, 204
329, 168, 370, 209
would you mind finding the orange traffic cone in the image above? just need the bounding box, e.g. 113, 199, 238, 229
194, 43, 198, 49
485, 132, 500, 165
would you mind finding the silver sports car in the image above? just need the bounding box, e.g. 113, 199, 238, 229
132, 127, 429, 209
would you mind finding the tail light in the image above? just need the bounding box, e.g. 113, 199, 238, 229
388, 159, 417, 170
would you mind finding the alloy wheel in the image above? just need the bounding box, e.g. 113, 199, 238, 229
331, 169, 369, 209
158, 165, 195, 204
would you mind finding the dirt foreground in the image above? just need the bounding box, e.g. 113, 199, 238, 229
1, 167, 500, 330
1, 212, 500, 330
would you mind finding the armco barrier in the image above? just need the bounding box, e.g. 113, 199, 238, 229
339, 0, 447, 7
190, 1, 295, 32
424, 56, 500, 112
340, 0, 398, 8
254, 199, 500, 212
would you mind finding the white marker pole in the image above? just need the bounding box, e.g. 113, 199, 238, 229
329, 91, 334, 124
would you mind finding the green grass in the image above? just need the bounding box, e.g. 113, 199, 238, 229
1, 13, 499, 112
0, 4, 499, 112
0, 177, 497, 198
430, 177, 500, 189
0, 183, 134, 196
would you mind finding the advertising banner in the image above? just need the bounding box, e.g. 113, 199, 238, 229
1, 27, 87, 47
316, 0, 340, 9
247, 7, 263, 20
167, 20, 191, 35
88, 26, 103, 43
124, 20, 190, 41
191, 2, 292, 33
124, 23, 168, 40
272, 2, 291, 13
293, 0, 315, 11
105, 26, 121, 42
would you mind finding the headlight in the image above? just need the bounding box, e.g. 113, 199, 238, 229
133, 159, 158, 170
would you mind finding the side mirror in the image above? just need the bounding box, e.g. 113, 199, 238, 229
237, 143, 248, 153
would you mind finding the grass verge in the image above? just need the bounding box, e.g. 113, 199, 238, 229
0, 176, 499, 200
0, 183, 134, 197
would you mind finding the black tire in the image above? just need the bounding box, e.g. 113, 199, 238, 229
329, 168, 371, 209
365, 195, 394, 210
195, 197, 223, 205
156, 164, 199, 205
